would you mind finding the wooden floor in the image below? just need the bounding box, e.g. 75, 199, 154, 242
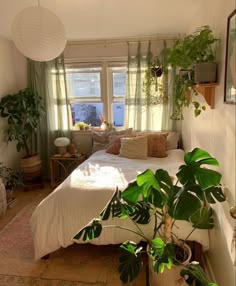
0, 183, 51, 231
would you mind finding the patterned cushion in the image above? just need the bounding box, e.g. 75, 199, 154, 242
119, 136, 148, 159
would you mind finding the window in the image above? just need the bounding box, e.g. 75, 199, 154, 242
65, 63, 126, 127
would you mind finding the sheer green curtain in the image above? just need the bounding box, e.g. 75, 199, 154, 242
28, 54, 71, 178
125, 41, 176, 131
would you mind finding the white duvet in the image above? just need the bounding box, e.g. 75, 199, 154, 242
30, 149, 209, 260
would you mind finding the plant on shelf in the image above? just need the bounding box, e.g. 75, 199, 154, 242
166, 25, 218, 119
0, 87, 44, 158
74, 148, 225, 286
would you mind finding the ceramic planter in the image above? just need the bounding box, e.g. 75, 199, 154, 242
194, 62, 217, 83
149, 242, 192, 286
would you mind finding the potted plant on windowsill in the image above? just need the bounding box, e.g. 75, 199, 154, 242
0, 88, 44, 176
73, 147, 225, 286
166, 25, 218, 119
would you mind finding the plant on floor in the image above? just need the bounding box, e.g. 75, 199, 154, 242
74, 147, 225, 286
165, 25, 218, 119
0, 87, 44, 158
0, 162, 24, 203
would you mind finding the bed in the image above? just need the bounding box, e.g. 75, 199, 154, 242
30, 147, 210, 260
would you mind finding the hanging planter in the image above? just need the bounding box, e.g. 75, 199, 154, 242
143, 55, 168, 105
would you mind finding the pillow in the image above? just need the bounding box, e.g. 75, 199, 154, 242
119, 136, 148, 159
105, 136, 121, 155
92, 128, 134, 154
105, 133, 136, 155
91, 131, 111, 154
136, 131, 179, 150
166, 131, 180, 150
147, 133, 168, 158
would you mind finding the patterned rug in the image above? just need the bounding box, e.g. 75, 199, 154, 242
0, 194, 146, 286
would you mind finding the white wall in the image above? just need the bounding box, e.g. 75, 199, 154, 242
0, 38, 27, 168
180, 1, 236, 285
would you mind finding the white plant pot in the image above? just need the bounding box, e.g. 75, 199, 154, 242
149, 242, 192, 286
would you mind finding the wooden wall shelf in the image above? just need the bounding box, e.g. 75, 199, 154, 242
195, 83, 218, 109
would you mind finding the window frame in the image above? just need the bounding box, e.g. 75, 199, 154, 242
65, 60, 127, 128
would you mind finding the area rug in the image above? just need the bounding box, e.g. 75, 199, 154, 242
0, 194, 146, 286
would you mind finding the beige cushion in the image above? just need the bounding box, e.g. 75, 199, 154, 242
119, 136, 148, 159
106, 133, 136, 155
147, 133, 168, 158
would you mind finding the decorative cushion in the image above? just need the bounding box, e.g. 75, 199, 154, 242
106, 133, 136, 155
136, 131, 179, 150
92, 128, 133, 154
119, 136, 148, 159
92, 131, 111, 154
166, 131, 180, 150
147, 133, 168, 158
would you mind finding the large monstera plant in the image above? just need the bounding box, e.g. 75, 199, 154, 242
73, 148, 225, 285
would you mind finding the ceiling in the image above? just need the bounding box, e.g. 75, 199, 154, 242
0, 0, 207, 42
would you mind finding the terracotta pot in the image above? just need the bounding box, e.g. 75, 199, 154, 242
149, 242, 192, 286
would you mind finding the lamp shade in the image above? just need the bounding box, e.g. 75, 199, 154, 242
54, 137, 70, 147
11, 6, 67, 62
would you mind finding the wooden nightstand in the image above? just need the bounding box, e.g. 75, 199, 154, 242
49, 154, 87, 189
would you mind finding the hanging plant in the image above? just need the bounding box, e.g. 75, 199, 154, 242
170, 72, 206, 120
143, 54, 168, 105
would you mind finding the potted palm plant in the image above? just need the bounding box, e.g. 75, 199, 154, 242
0, 87, 44, 176
73, 147, 225, 286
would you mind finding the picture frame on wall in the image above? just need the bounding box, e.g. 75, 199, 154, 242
224, 9, 236, 104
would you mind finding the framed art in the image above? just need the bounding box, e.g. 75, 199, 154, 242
224, 9, 236, 104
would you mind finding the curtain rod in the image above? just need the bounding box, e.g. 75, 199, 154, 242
67, 36, 178, 47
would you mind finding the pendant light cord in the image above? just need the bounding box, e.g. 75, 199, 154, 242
38, 0, 41, 7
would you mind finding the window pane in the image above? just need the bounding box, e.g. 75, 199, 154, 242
113, 103, 125, 127
71, 102, 103, 126
67, 72, 101, 98
113, 72, 126, 97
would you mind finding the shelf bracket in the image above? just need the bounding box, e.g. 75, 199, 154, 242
195, 83, 218, 109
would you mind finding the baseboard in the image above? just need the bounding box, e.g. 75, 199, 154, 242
202, 252, 217, 282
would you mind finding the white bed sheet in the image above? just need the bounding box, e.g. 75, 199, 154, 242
30, 149, 209, 260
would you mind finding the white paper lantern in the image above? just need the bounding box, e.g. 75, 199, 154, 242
11, 6, 67, 62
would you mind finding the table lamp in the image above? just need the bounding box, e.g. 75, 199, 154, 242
54, 137, 70, 155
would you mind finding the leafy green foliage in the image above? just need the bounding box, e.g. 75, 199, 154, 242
119, 241, 143, 283
73, 219, 102, 241
0, 88, 44, 157
166, 26, 218, 120
0, 162, 24, 190
73, 148, 224, 285
180, 262, 219, 286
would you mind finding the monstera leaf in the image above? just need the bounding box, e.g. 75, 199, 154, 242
177, 148, 222, 190
168, 184, 203, 221
118, 241, 143, 283
73, 219, 102, 241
